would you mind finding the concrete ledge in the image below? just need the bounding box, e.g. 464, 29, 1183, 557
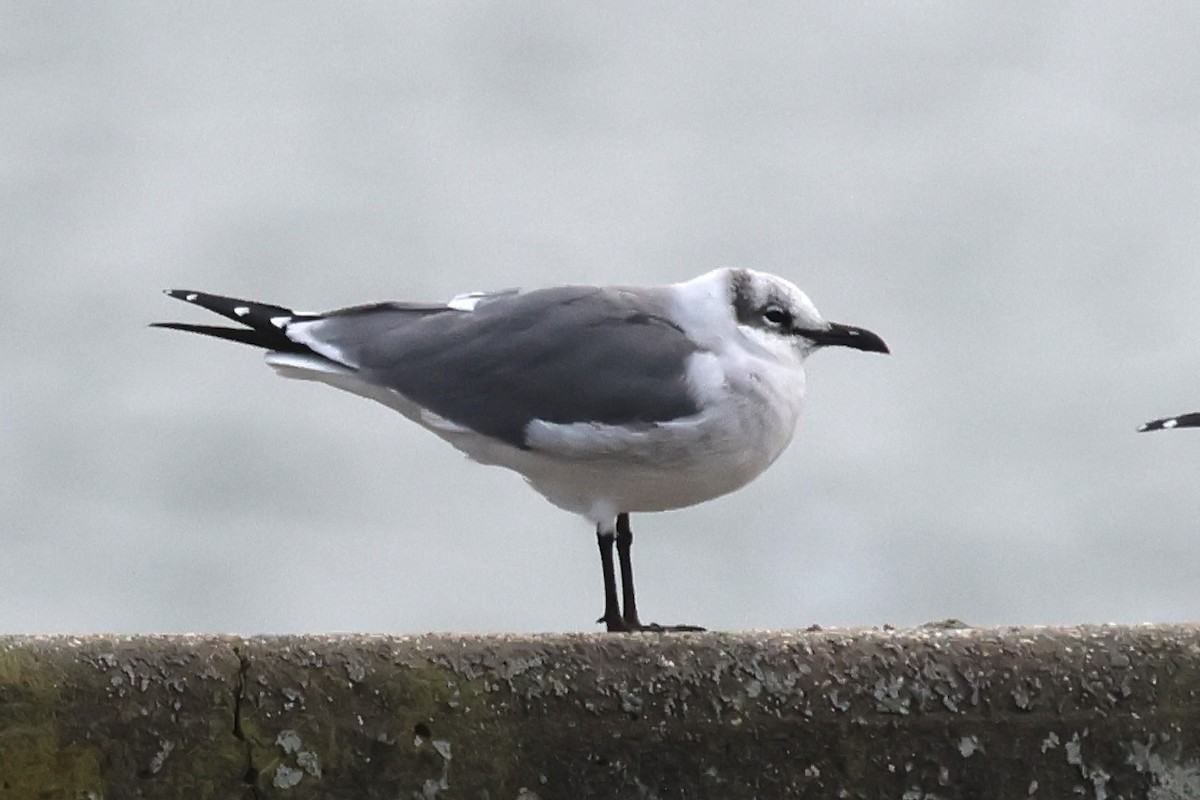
2, 625, 1199, 798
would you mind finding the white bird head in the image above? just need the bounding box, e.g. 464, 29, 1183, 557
721, 268, 890, 359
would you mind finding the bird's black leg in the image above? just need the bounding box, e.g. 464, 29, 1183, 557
615, 513, 643, 629
612, 513, 706, 633
595, 525, 625, 632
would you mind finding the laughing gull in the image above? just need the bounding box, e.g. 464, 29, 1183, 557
1140, 412, 1200, 432
154, 268, 889, 631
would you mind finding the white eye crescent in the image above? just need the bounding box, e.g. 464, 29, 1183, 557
761, 305, 792, 329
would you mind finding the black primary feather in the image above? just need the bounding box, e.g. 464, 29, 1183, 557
151, 289, 313, 352
1139, 412, 1200, 432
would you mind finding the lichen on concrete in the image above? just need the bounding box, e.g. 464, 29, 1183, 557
1, 635, 247, 799
0, 643, 104, 799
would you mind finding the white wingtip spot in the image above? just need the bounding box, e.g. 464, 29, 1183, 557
185, 293, 198, 302
270, 315, 292, 329
1164, 419, 1179, 429
233, 306, 250, 317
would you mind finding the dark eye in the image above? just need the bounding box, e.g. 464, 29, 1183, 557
761, 305, 792, 329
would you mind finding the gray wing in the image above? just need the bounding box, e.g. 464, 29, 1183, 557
297, 286, 703, 448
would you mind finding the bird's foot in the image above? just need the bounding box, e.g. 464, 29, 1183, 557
629, 621, 707, 633
598, 613, 706, 633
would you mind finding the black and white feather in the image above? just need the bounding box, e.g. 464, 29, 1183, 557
152, 290, 318, 352
1139, 412, 1200, 432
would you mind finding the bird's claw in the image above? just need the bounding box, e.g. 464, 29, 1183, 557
598, 615, 706, 633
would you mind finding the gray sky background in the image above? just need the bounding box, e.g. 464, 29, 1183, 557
5, 3, 1200, 634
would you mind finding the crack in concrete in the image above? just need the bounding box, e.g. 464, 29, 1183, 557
231, 646, 265, 800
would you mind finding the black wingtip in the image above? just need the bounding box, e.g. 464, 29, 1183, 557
153, 289, 308, 352
157, 289, 299, 326
1139, 412, 1200, 432
150, 321, 305, 351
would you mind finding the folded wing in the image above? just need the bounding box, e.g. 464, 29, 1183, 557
156, 285, 704, 449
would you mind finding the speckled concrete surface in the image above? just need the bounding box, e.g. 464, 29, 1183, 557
2, 625, 1199, 798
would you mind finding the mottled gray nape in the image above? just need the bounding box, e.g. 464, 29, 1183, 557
312, 286, 704, 448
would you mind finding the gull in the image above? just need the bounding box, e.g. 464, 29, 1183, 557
1140, 412, 1200, 432
154, 268, 889, 631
